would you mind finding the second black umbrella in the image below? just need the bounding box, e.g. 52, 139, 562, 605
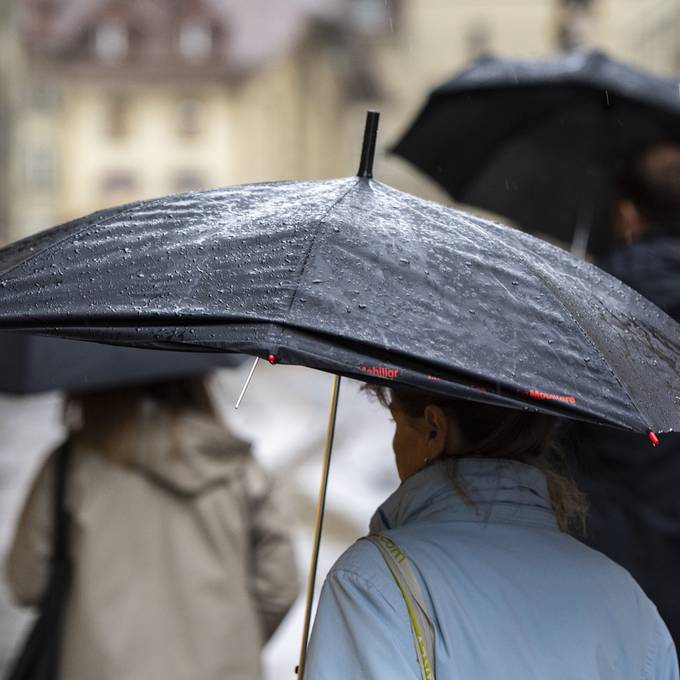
392, 50, 680, 256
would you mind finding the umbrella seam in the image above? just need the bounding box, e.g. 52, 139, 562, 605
518, 260, 651, 430
284, 179, 361, 316
393, 195, 649, 429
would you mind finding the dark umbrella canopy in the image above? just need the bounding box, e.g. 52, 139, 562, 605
0, 176, 679, 435
392, 51, 680, 256
0, 332, 243, 394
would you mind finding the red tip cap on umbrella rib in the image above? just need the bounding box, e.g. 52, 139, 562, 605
267, 354, 277, 365
648, 431, 660, 446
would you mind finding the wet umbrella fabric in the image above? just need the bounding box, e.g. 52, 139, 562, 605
392, 51, 680, 256
0, 178, 679, 435
0, 332, 244, 394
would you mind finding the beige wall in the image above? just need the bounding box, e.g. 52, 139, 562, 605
9, 48, 350, 234
595, 0, 680, 75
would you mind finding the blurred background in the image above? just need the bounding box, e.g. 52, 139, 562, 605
1, 0, 680, 677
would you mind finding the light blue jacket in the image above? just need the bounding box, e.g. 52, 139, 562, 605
305, 458, 678, 679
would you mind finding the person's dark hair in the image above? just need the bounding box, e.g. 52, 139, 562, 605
71, 375, 215, 420
65, 376, 217, 464
365, 384, 587, 534
617, 143, 680, 229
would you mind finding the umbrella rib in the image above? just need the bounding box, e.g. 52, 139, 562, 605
393, 195, 651, 429
285, 179, 361, 316
511, 257, 652, 430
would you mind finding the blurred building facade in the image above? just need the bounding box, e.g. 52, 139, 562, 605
1, 0, 680, 243
3, 0, 396, 241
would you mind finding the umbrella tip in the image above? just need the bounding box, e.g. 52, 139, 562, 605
267, 353, 278, 365
357, 110, 380, 179
648, 431, 660, 447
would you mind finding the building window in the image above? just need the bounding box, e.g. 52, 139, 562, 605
176, 98, 204, 138
105, 93, 130, 138
178, 21, 213, 63
101, 171, 137, 197
25, 148, 57, 191
175, 171, 205, 193
95, 20, 129, 64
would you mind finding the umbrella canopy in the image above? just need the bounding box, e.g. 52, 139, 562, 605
0, 332, 244, 394
392, 50, 680, 256
0, 155, 679, 435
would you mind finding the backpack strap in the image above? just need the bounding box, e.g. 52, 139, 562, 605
51, 442, 72, 566
363, 534, 435, 680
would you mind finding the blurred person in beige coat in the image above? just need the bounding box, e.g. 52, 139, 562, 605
5, 376, 299, 680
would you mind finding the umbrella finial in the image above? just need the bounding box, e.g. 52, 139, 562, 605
357, 110, 380, 179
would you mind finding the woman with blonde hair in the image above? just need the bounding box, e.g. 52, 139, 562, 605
304, 385, 678, 679
6, 376, 298, 680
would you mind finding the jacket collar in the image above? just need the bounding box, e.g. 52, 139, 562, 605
369, 457, 559, 534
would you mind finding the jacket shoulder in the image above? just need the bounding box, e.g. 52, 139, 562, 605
328, 538, 405, 612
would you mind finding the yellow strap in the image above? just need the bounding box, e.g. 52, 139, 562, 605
367, 535, 435, 680
388, 564, 435, 680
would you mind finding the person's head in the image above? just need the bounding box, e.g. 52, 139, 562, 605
372, 385, 556, 479
66, 375, 216, 462
367, 384, 586, 533
614, 143, 680, 242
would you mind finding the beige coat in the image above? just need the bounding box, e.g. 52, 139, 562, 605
6, 411, 299, 680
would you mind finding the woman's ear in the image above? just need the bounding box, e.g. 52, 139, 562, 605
423, 405, 449, 460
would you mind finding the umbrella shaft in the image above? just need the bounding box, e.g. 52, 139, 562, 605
296, 374, 342, 679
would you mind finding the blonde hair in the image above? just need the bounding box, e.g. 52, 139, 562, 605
366, 384, 587, 534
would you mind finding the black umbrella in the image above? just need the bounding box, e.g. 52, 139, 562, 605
0, 114, 678, 434
392, 51, 680, 257
0, 332, 244, 394
1, 112, 680, 675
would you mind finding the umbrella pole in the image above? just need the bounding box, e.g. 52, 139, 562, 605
295, 374, 342, 679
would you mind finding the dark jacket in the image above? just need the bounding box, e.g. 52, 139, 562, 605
569, 236, 680, 649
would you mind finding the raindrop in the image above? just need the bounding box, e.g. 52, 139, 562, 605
511, 281, 518, 286
137, 273, 145, 278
